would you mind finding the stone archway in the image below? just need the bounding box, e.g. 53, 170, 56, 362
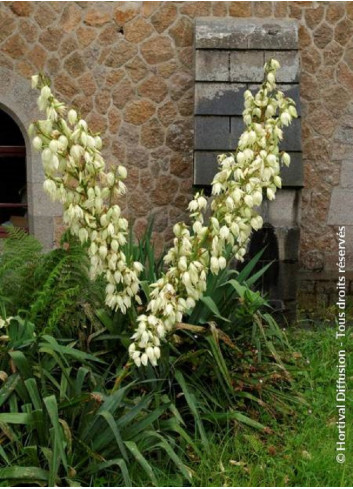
0, 67, 62, 249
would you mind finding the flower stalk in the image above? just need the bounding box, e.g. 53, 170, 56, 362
129, 59, 298, 367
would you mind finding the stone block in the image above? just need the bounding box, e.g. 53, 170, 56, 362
328, 188, 353, 225
267, 189, 299, 227
194, 116, 231, 150
280, 117, 302, 151
27, 182, 62, 217
194, 82, 246, 115
195, 18, 250, 49
275, 227, 300, 261
340, 160, 353, 187
230, 50, 265, 82
195, 18, 298, 50
194, 151, 219, 186
28, 214, 54, 251
195, 50, 229, 82
250, 20, 298, 50
230, 116, 245, 148
26, 152, 45, 184
281, 153, 304, 187
264, 51, 300, 82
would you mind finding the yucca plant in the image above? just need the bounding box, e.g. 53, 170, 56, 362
0, 317, 192, 486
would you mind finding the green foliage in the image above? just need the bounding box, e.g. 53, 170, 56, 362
0, 318, 191, 486
0, 226, 303, 486
0, 229, 104, 335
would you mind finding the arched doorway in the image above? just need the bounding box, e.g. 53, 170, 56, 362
0, 67, 63, 249
0, 109, 28, 237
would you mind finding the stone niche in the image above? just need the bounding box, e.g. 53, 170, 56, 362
193, 18, 302, 318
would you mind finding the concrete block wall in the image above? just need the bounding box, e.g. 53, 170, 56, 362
193, 18, 303, 317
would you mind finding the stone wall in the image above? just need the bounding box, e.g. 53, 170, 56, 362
1, 1, 353, 302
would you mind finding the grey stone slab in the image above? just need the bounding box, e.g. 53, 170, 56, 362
230, 51, 265, 83
195, 83, 246, 115
28, 214, 55, 251
194, 116, 231, 150
248, 84, 301, 115
328, 188, 353, 225
193, 151, 303, 187
275, 227, 300, 261
195, 50, 229, 82
195, 18, 298, 50
280, 152, 303, 187
264, 51, 299, 83
340, 160, 353, 187
267, 189, 299, 227
249, 20, 298, 50
280, 117, 302, 152
194, 151, 220, 185
230, 116, 246, 148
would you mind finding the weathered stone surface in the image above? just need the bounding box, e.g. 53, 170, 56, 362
141, 36, 174, 64
39, 27, 64, 51
141, 118, 165, 148
124, 16, 154, 43
112, 78, 134, 108
178, 91, 194, 116
267, 189, 299, 227
229, 2, 252, 18
151, 3, 177, 32
151, 175, 179, 205
339, 160, 353, 188
305, 5, 324, 30
196, 18, 298, 50
195, 50, 229, 82
84, 8, 110, 26
194, 116, 230, 151
180, 2, 211, 17
138, 75, 168, 103
253, 1, 273, 17
104, 41, 137, 68
125, 56, 148, 82
166, 119, 193, 152
10, 1, 33, 17
124, 99, 155, 125
114, 2, 140, 25
313, 22, 333, 49
2, 34, 28, 58
328, 189, 353, 225
230, 51, 264, 82
98, 25, 123, 45
195, 83, 246, 115
76, 26, 96, 47
264, 51, 300, 82
169, 16, 193, 47
335, 18, 353, 47
158, 101, 178, 126
64, 52, 86, 78
169, 71, 193, 100
60, 3, 82, 32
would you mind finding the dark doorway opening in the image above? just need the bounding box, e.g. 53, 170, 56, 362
0, 109, 27, 237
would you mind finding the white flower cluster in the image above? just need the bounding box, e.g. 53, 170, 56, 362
30, 74, 143, 313
129, 59, 298, 367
